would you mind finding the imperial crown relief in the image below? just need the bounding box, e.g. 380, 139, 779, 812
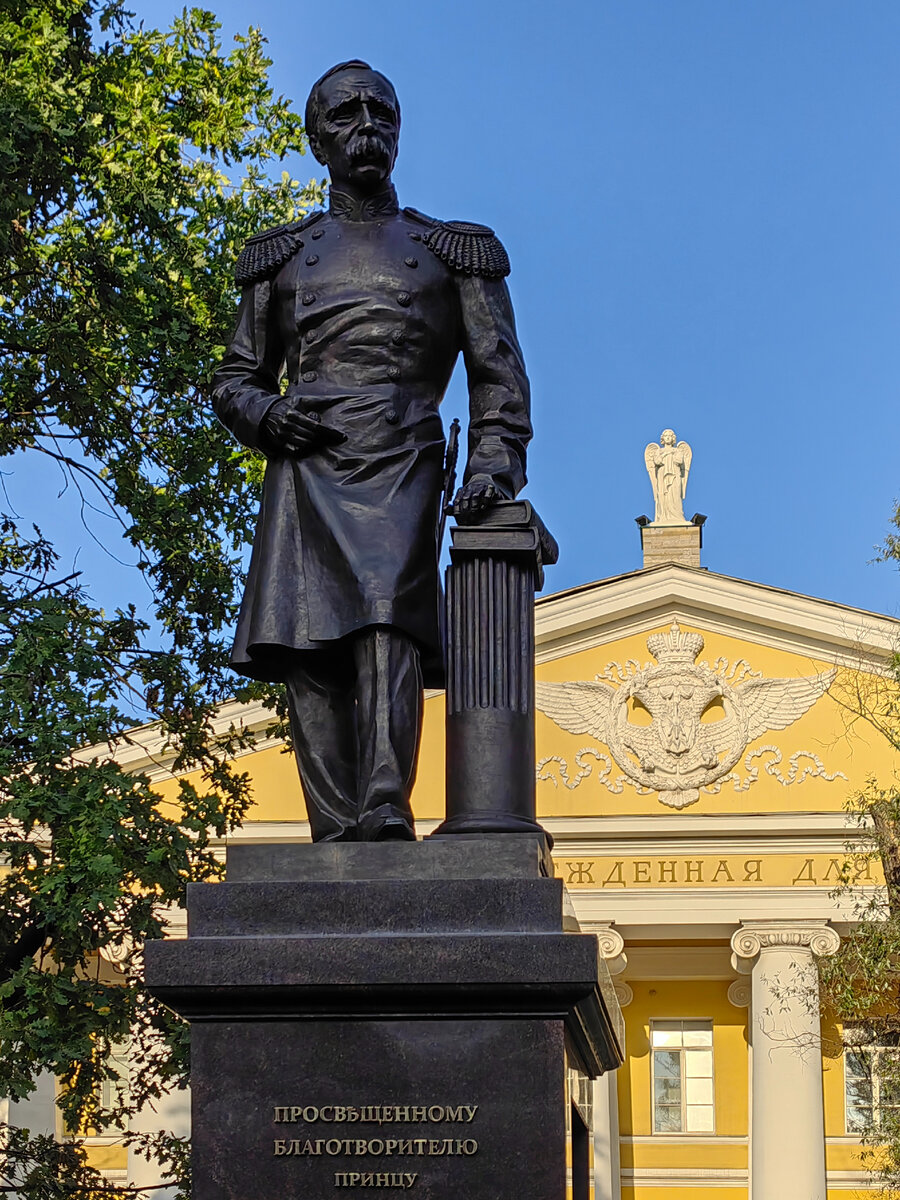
535, 622, 842, 809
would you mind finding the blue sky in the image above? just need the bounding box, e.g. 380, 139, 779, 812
20, 1, 900, 619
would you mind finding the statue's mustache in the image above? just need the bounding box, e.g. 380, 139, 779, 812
349, 135, 389, 162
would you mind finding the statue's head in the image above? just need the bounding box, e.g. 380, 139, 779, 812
305, 61, 400, 191
660, 429, 676, 446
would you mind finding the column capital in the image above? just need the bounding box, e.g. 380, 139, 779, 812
613, 981, 634, 1008
594, 923, 627, 976
727, 979, 751, 1008
730, 920, 840, 966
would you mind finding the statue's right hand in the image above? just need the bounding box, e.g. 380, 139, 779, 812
262, 400, 344, 455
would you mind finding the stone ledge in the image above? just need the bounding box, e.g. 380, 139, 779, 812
225, 834, 553, 883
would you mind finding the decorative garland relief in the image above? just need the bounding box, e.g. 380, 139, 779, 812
535, 622, 845, 810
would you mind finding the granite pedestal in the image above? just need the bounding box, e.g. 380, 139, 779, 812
145, 837, 623, 1199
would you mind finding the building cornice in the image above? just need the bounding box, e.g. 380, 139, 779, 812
535, 563, 900, 668
90, 564, 900, 780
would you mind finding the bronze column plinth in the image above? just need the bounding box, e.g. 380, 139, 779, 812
434, 500, 558, 839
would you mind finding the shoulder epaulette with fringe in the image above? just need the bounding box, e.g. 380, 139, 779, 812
235, 211, 325, 286
404, 209, 510, 279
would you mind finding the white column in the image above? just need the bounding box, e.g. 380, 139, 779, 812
730, 921, 840, 1200
7, 1071, 56, 1137
127, 1087, 190, 1200
593, 926, 627, 1200
592, 1070, 622, 1200
4, 1074, 57, 1200
127, 910, 190, 1198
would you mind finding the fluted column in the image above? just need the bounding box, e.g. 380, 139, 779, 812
127, 1085, 190, 1199
5, 1071, 56, 1138
436, 500, 557, 837
730, 921, 840, 1200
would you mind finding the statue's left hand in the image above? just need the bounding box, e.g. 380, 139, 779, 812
453, 474, 507, 514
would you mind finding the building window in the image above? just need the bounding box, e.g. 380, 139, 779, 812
62, 1041, 130, 1139
651, 1020, 714, 1133
845, 1036, 900, 1135
97, 1041, 130, 1123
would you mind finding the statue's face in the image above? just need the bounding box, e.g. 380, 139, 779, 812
661, 429, 676, 446
313, 69, 400, 190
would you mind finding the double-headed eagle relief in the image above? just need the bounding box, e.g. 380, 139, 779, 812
535, 622, 841, 809
645, 429, 692, 524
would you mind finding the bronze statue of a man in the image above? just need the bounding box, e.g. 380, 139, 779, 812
211, 61, 531, 842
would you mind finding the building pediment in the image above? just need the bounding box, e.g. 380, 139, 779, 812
536, 562, 900, 670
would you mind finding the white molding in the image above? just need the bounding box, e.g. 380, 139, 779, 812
225, 821, 314, 843
534, 564, 900, 668
620, 1166, 747, 1187
89, 564, 900, 778
553, 836, 866, 856
620, 945, 734, 981
219, 812, 870, 850
569, 885, 868, 939
826, 1170, 881, 1187
75, 698, 278, 782
544, 810, 869, 849
620, 1136, 748, 1145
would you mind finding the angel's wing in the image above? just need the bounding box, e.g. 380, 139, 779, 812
535, 679, 617, 745
644, 443, 660, 512
737, 669, 836, 742
678, 441, 692, 498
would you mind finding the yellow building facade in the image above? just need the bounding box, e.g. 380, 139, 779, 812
33, 526, 897, 1198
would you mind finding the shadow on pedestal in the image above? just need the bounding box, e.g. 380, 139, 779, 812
145, 837, 623, 1199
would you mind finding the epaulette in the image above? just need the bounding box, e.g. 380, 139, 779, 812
404, 208, 510, 279
235, 211, 325, 286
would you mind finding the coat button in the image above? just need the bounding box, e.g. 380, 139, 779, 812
311, 228, 325, 240
301, 292, 316, 306
404, 256, 418, 269
306, 254, 319, 266
385, 409, 399, 425
397, 291, 412, 307
302, 370, 317, 383
391, 329, 405, 346
387, 365, 401, 380
306, 328, 318, 343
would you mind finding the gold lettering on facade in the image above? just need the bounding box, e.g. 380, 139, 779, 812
554, 854, 882, 888
792, 858, 817, 886
601, 861, 626, 888
565, 861, 595, 884
632, 860, 652, 883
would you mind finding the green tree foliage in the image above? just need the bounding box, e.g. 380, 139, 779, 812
821, 639, 900, 1194
0, 0, 320, 1189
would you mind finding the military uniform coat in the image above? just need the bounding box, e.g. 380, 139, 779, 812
211, 186, 532, 688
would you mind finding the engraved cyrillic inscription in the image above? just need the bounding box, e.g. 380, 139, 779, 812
271, 1102, 480, 1187
273, 1104, 478, 1124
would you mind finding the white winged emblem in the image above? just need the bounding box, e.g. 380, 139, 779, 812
536, 623, 836, 809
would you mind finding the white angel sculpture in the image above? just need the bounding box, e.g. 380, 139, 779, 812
645, 429, 692, 524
